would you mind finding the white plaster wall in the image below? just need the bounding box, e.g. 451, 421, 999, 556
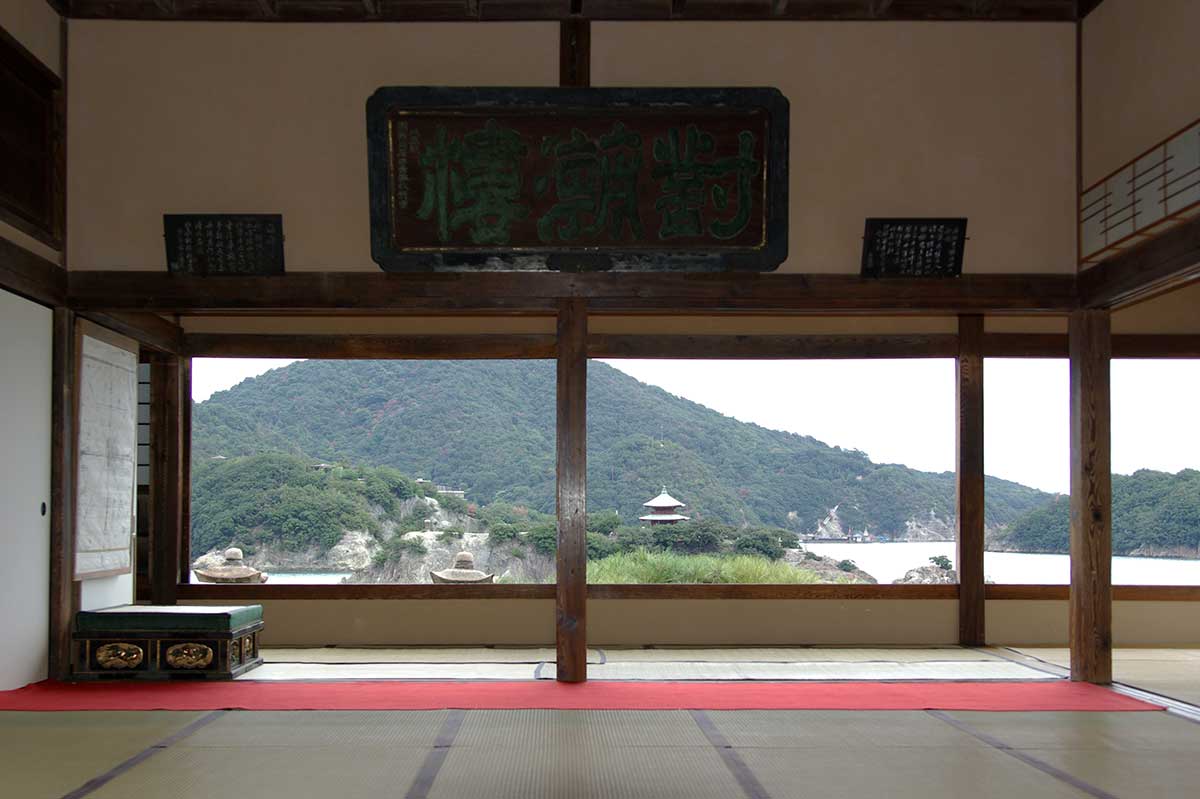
0, 288, 52, 689
79, 572, 132, 611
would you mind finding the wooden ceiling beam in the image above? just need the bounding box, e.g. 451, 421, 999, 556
76, 311, 184, 354
1078, 215, 1200, 310
66, 271, 1080, 315
0, 234, 66, 308
63, 0, 1079, 22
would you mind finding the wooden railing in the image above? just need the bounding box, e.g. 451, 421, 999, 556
1081, 117, 1200, 265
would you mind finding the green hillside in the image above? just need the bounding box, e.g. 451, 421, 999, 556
999, 469, 1200, 556
191, 359, 1048, 536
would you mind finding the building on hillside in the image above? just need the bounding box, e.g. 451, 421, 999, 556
639, 488, 690, 526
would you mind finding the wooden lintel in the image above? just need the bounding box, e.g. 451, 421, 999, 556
589, 333, 958, 359
1079, 215, 1200, 309
64, 0, 1079, 21
78, 311, 183, 354
556, 298, 587, 682
66, 272, 1080, 315
183, 333, 558, 359
0, 234, 66, 307
48, 308, 76, 680
984, 333, 1200, 359
256, 0, 278, 16
956, 316, 985, 646
1068, 309, 1112, 684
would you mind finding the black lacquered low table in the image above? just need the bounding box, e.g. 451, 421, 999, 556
72, 605, 264, 680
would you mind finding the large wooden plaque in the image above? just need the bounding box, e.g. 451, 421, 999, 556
367, 88, 788, 272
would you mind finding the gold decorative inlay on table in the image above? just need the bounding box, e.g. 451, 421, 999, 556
95, 642, 144, 670
230, 639, 241, 665
244, 636, 255, 659
165, 643, 214, 669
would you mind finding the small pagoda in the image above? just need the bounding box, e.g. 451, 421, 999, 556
639, 487, 690, 526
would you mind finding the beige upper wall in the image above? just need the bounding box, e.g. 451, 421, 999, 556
67, 22, 558, 271
1112, 281, 1200, 335
1082, 0, 1200, 187
0, 0, 59, 76
68, 21, 1075, 275
594, 22, 1076, 275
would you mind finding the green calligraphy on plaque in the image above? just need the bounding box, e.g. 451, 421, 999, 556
534, 122, 645, 244
416, 119, 531, 245
652, 124, 760, 241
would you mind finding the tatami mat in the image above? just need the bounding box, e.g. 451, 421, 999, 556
4, 707, 1190, 799
603, 647, 999, 663
0, 711, 204, 799
944, 709, 1200, 751
1013, 646, 1200, 707
454, 709, 711, 748
263, 646, 603, 664
739, 744, 1089, 799
182, 710, 450, 748
430, 744, 745, 799
704, 709, 989, 749
541, 660, 1056, 681
86, 745, 432, 799
1018, 748, 1200, 797
240, 662, 541, 680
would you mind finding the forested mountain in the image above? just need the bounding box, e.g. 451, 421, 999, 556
192, 359, 1049, 538
996, 469, 1200, 557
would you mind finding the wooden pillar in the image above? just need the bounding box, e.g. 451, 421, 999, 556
559, 19, 590, 88
48, 307, 77, 680
149, 353, 185, 605
179, 357, 193, 582
956, 315, 986, 646
556, 299, 588, 682
1069, 310, 1112, 683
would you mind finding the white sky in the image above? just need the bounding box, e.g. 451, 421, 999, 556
192, 357, 1199, 495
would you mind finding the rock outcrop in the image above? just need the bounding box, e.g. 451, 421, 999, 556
782, 549, 877, 583
893, 564, 957, 584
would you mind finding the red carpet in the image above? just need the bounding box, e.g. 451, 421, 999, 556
0, 680, 1161, 712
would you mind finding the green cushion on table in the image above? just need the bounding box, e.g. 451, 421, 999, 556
76, 605, 263, 634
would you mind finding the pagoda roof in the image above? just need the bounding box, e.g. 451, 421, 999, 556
639, 513, 691, 523
643, 489, 686, 509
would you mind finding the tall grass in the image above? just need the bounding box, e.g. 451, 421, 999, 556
587, 548, 821, 584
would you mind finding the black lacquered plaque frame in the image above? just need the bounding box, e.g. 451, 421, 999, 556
861, 218, 968, 278
367, 87, 789, 273
164, 214, 284, 276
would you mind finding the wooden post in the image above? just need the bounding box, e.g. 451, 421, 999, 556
48, 307, 76, 680
149, 353, 184, 605
179, 357, 193, 583
956, 315, 986, 646
556, 299, 588, 682
1069, 310, 1112, 683
559, 19, 590, 89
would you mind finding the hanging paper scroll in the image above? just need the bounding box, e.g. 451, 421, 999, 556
367, 87, 789, 272
74, 324, 138, 579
